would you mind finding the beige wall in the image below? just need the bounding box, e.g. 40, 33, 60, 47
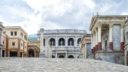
3, 26, 28, 57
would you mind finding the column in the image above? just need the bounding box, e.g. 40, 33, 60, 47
124, 49, 128, 65
121, 25, 124, 51
65, 37, 68, 47
40, 28, 44, 57
91, 34, 93, 53
98, 25, 102, 50
96, 29, 98, 51
109, 24, 113, 50
55, 36, 58, 58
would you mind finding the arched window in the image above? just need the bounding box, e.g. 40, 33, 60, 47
68, 38, 74, 46
49, 38, 55, 46
58, 38, 65, 46
77, 38, 81, 46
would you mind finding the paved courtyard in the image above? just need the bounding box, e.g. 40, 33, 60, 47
0, 58, 128, 72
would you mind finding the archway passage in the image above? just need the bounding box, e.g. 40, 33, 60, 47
28, 49, 34, 57
52, 55, 55, 58
10, 51, 17, 57
59, 55, 65, 58
68, 55, 74, 58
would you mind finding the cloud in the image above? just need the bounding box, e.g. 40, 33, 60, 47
0, 0, 128, 35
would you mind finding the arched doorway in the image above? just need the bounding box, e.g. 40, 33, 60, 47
52, 55, 55, 58
59, 55, 65, 58
68, 55, 74, 58
28, 49, 34, 57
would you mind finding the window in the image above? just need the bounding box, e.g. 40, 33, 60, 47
43, 39, 45, 46
49, 38, 55, 46
21, 33, 23, 37
58, 38, 65, 46
77, 38, 81, 46
3, 41, 4, 44
68, 38, 74, 46
12, 42, 15, 46
14, 32, 17, 36
11, 32, 13, 36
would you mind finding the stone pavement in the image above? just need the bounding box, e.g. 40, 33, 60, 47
0, 58, 128, 72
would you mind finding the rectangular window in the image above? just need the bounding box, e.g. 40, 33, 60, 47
43, 39, 45, 46
11, 32, 13, 36
14, 32, 17, 36
12, 42, 15, 46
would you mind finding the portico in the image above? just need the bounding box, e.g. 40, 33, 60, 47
90, 15, 126, 64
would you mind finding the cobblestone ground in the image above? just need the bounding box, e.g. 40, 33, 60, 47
0, 58, 128, 72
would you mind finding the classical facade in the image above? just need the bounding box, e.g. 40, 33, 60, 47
80, 34, 91, 58
0, 22, 4, 57
39, 29, 86, 58
90, 15, 127, 64
3, 26, 28, 57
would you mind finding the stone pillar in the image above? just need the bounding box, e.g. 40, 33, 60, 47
91, 34, 93, 51
40, 28, 44, 57
98, 25, 102, 50
124, 49, 128, 65
109, 24, 113, 50
96, 29, 98, 51
120, 25, 124, 51
65, 37, 68, 47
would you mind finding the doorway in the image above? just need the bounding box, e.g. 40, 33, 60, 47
10, 51, 17, 57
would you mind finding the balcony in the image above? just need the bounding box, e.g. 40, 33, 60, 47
51, 46, 80, 51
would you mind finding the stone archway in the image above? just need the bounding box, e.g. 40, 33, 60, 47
28, 49, 34, 57
52, 55, 55, 58
68, 55, 74, 58
10, 51, 17, 57
59, 55, 65, 58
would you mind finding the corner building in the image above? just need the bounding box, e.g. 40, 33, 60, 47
3, 26, 28, 57
90, 15, 127, 64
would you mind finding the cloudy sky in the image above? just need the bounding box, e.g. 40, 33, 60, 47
0, 0, 128, 35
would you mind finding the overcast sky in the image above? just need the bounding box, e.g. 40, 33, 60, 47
0, 0, 128, 35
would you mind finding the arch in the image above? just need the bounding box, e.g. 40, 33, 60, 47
59, 55, 65, 58
68, 38, 74, 46
28, 49, 34, 57
52, 55, 55, 58
58, 38, 65, 46
77, 38, 81, 46
49, 38, 55, 46
68, 55, 74, 58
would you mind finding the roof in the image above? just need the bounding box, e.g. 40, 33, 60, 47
89, 15, 128, 30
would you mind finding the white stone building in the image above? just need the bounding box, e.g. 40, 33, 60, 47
39, 29, 86, 58
0, 22, 4, 57
90, 15, 127, 64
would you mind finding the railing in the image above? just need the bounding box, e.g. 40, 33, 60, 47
51, 47, 80, 51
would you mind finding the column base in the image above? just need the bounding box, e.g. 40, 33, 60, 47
109, 42, 113, 50
98, 42, 102, 50
120, 42, 124, 51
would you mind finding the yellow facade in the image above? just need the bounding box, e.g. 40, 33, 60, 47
27, 40, 40, 57
2, 26, 28, 57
